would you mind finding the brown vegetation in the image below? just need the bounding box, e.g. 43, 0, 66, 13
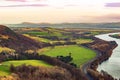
0, 25, 50, 53
37, 55, 88, 80
8, 65, 74, 80
82, 38, 118, 80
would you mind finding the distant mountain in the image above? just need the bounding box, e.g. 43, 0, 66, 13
5, 22, 120, 29
5, 22, 52, 28
0, 25, 48, 52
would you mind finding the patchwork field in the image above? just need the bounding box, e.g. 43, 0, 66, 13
0, 60, 51, 76
38, 45, 96, 67
72, 38, 93, 44
1, 26, 115, 79
25, 30, 63, 37
24, 34, 51, 43
24, 34, 93, 44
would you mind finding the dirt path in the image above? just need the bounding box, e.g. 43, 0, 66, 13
81, 46, 101, 80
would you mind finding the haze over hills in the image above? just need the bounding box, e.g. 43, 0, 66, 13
0, 25, 48, 52
5, 22, 120, 29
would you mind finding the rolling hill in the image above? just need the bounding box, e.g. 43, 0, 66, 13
5, 22, 120, 29
0, 25, 49, 52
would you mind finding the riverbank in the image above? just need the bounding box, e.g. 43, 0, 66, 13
109, 34, 120, 39
82, 37, 118, 80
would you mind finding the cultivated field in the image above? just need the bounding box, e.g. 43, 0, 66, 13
38, 45, 96, 67
0, 60, 51, 76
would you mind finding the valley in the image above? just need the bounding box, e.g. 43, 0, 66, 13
0, 25, 120, 80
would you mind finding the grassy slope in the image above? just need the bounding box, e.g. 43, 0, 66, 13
0, 60, 51, 76
26, 30, 63, 37
27, 31, 49, 36
38, 45, 96, 67
110, 34, 120, 39
24, 34, 93, 44
24, 34, 50, 43
72, 38, 93, 44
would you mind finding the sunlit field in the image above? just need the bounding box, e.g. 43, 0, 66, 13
0, 60, 51, 76
38, 45, 96, 67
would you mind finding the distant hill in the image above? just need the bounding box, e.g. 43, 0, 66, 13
5, 22, 120, 29
0, 25, 48, 52
5, 22, 51, 28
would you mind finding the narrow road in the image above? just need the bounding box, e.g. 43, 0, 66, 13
81, 61, 93, 80
81, 46, 101, 80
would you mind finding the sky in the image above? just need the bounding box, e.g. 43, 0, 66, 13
0, 0, 120, 24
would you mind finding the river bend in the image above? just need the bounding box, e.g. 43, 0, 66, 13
95, 32, 120, 79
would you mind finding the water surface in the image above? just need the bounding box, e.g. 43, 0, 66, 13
95, 32, 120, 79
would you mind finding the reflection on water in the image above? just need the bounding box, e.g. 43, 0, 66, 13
95, 32, 120, 79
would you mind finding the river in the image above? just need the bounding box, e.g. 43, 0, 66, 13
95, 32, 120, 79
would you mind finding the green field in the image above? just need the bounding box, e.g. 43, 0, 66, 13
24, 34, 93, 44
38, 45, 96, 67
110, 34, 120, 39
24, 34, 51, 43
72, 38, 93, 44
27, 31, 49, 36
26, 31, 63, 37
0, 60, 51, 76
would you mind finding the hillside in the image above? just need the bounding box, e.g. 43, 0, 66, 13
5, 22, 120, 29
0, 25, 48, 52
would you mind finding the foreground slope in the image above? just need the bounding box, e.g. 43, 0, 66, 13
0, 25, 48, 52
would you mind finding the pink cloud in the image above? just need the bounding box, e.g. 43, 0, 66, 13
6, 0, 26, 2
95, 14, 120, 20
65, 4, 78, 7
0, 4, 48, 7
5, 0, 45, 2
105, 2, 120, 7
0, 0, 48, 7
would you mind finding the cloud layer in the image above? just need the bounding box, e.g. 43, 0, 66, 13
0, 0, 48, 7
6, 0, 26, 2
105, 2, 120, 7
0, 4, 48, 7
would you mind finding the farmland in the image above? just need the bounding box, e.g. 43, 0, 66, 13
0, 26, 118, 80
0, 60, 51, 76
38, 45, 96, 67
